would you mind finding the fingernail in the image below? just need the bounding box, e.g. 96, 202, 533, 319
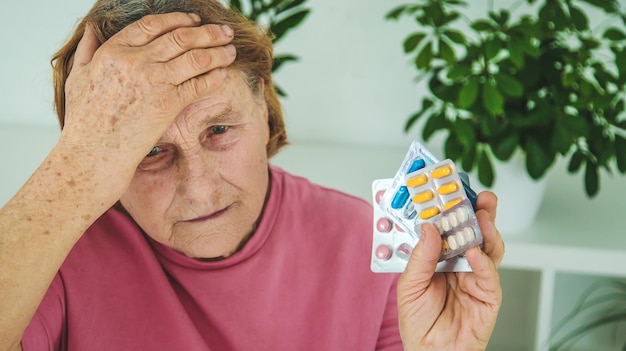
221, 25, 234, 37
189, 13, 201, 23
226, 44, 236, 57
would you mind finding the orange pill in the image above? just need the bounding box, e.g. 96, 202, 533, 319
407, 174, 428, 188
444, 198, 463, 210
432, 165, 453, 178
413, 190, 434, 204
438, 181, 459, 195
419, 206, 441, 220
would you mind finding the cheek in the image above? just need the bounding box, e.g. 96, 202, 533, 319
120, 175, 175, 220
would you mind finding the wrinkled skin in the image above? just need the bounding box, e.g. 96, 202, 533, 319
397, 191, 504, 351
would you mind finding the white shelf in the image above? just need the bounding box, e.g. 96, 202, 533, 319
271, 141, 626, 351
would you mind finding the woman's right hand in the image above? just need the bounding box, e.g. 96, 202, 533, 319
59, 12, 236, 195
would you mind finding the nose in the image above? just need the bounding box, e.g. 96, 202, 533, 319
174, 147, 220, 200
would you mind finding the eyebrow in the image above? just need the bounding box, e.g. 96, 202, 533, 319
201, 104, 241, 126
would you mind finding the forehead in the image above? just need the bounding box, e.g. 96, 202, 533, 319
179, 70, 254, 119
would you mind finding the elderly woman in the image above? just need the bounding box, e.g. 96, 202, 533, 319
0, 0, 504, 350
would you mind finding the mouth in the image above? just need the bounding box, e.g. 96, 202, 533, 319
184, 205, 231, 223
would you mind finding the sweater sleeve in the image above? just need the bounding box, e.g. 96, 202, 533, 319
376, 273, 404, 350
21, 273, 66, 351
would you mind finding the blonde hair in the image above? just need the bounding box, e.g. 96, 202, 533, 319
51, 0, 287, 157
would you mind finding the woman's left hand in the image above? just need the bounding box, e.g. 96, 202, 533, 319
397, 191, 504, 351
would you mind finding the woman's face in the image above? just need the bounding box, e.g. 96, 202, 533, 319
120, 70, 270, 259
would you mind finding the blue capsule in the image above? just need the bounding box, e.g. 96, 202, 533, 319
408, 158, 426, 173
391, 186, 410, 209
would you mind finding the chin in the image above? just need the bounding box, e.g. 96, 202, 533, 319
175, 233, 245, 260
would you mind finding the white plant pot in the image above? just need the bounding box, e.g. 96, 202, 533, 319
467, 150, 548, 234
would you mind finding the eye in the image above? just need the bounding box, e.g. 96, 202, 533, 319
146, 146, 160, 157
211, 125, 228, 135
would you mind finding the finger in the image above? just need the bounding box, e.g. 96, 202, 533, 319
475, 209, 505, 267
164, 44, 236, 86
148, 24, 235, 62
110, 12, 202, 47
400, 222, 442, 290
465, 246, 502, 304
177, 67, 229, 105
476, 191, 497, 223
72, 23, 101, 73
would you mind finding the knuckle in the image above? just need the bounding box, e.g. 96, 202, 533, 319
169, 28, 192, 50
188, 49, 213, 69
182, 78, 208, 99
202, 25, 221, 42
136, 15, 162, 35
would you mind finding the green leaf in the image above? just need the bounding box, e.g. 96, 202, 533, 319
551, 121, 574, 155
415, 41, 434, 70
444, 133, 464, 160
603, 27, 626, 41
385, 5, 410, 20
274, 83, 287, 97
507, 38, 525, 69
443, 29, 466, 44
569, 6, 589, 31
270, 9, 310, 43
525, 138, 551, 179
616, 135, 626, 173
439, 39, 456, 64
458, 77, 479, 109
477, 148, 495, 187
404, 98, 434, 132
422, 112, 447, 141
491, 134, 519, 160
447, 64, 472, 80
568, 150, 585, 172
404, 33, 427, 53
471, 19, 496, 32
522, 38, 540, 57
461, 145, 477, 172
276, 0, 308, 13
439, 13, 461, 27
495, 74, 524, 98
580, 0, 619, 13
584, 162, 599, 197
485, 38, 502, 61
482, 82, 504, 116
273, 54, 298, 72
455, 118, 476, 148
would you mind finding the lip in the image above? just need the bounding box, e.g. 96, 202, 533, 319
183, 205, 231, 223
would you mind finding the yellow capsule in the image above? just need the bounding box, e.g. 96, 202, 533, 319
438, 181, 459, 195
432, 165, 453, 179
406, 174, 428, 188
419, 206, 441, 220
413, 190, 434, 204
444, 198, 463, 210
442, 240, 449, 250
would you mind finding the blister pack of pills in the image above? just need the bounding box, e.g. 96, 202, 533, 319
379, 141, 477, 234
371, 179, 473, 273
370, 141, 482, 273
404, 159, 482, 261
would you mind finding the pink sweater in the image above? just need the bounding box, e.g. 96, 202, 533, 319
23, 166, 402, 350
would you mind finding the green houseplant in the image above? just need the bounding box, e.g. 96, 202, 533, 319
225, 0, 310, 96
549, 278, 626, 350
386, 0, 626, 197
